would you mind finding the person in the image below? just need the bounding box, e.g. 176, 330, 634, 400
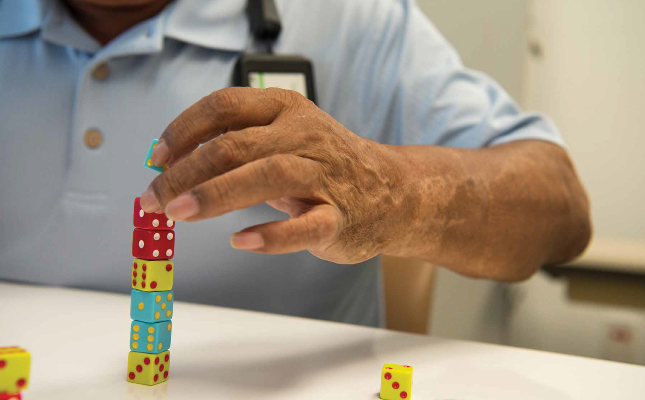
0, 0, 591, 329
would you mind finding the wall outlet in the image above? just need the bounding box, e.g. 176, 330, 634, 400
601, 323, 636, 363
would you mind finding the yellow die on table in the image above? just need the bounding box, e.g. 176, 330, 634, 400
127, 351, 170, 386
380, 364, 413, 400
131, 259, 174, 292
0, 347, 31, 393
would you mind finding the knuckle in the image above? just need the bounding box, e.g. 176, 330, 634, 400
163, 117, 190, 148
308, 212, 338, 243
194, 176, 231, 214
209, 134, 246, 172
260, 155, 296, 183
206, 88, 244, 130
150, 172, 184, 204
264, 87, 299, 111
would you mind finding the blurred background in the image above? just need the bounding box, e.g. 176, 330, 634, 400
407, 0, 645, 366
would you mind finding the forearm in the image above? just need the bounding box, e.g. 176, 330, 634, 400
381, 140, 592, 281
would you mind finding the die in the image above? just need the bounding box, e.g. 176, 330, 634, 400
131, 290, 174, 323
380, 364, 413, 400
130, 320, 172, 353
0, 347, 30, 394
133, 197, 174, 230
127, 351, 170, 386
143, 139, 170, 174
132, 229, 175, 260
0, 394, 21, 400
131, 259, 174, 291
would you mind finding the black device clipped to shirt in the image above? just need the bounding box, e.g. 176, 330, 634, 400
233, 0, 317, 104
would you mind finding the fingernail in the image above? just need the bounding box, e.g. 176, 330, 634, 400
151, 140, 170, 167
230, 232, 264, 250
165, 193, 199, 221
140, 187, 161, 212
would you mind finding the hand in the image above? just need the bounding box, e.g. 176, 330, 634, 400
139, 87, 410, 264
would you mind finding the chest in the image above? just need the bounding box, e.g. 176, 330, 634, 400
0, 38, 239, 194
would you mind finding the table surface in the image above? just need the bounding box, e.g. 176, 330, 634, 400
1, 282, 644, 400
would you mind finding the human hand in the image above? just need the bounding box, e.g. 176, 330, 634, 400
139, 87, 412, 263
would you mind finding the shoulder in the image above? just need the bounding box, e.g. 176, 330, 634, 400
275, 0, 412, 44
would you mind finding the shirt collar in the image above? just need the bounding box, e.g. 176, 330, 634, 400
0, 0, 250, 54
0, 0, 46, 38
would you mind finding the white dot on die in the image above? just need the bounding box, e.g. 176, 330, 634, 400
167, 233, 173, 240
154, 233, 160, 241
167, 220, 174, 227
139, 210, 144, 218
152, 219, 159, 227
166, 249, 173, 257
139, 240, 144, 248
153, 250, 159, 257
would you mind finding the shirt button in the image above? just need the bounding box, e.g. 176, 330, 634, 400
84, 129, 103, 149
91, 63, 110, 81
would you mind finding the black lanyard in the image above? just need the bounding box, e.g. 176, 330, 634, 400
233, 0, 317, 104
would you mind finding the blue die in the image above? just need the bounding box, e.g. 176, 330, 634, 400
130, 320, 172, 353
143, 139, 164, 173
130, 289, 174, 323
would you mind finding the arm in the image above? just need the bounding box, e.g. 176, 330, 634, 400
138, 87, 591, 282
382, 140, 591, 281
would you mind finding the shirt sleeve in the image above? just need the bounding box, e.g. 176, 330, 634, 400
345, 0, 565, 149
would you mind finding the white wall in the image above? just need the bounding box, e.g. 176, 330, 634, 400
521, 0, 645, 249
418, 0, 645, 366
507, 273, 645, 365
510, 0, 645, 365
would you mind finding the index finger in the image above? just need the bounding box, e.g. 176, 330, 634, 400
150, 87, 287, 166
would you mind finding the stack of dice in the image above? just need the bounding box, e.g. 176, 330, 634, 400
126, 197, 175, 385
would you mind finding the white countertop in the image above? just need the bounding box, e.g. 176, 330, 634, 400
1, 282, 643, 400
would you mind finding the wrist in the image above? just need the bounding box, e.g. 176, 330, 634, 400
375, 144, 433, 258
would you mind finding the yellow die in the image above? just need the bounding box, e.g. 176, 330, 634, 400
127, 351, 170, 386
0, 347, 31, 393
380, 364, 413, 400
132, 259, 174, 292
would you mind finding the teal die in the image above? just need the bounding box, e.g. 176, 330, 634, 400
130, 320, 172, 354
144, 139, 165, 173
130, 289, 174, 323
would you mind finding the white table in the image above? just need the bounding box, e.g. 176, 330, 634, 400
1, 282, 643, 400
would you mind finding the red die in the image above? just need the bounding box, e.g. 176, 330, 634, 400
132, 229, 175, 260
0, 394, 22, 400
133, 197, 174, 230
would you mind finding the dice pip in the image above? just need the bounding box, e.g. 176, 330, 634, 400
133, 197, 174, 230
0, 347, 30, 394
132, 228, 175, 260
380, 364, 412, 400
131, 290, 174, 323
130, 321, 172, 353
132, 259, 174, 291
127, 351, 170, 385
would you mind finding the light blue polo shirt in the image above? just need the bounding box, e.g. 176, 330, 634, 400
0, 0, 564, 327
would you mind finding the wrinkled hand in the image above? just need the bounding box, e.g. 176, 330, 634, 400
140, 87, 409, 264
